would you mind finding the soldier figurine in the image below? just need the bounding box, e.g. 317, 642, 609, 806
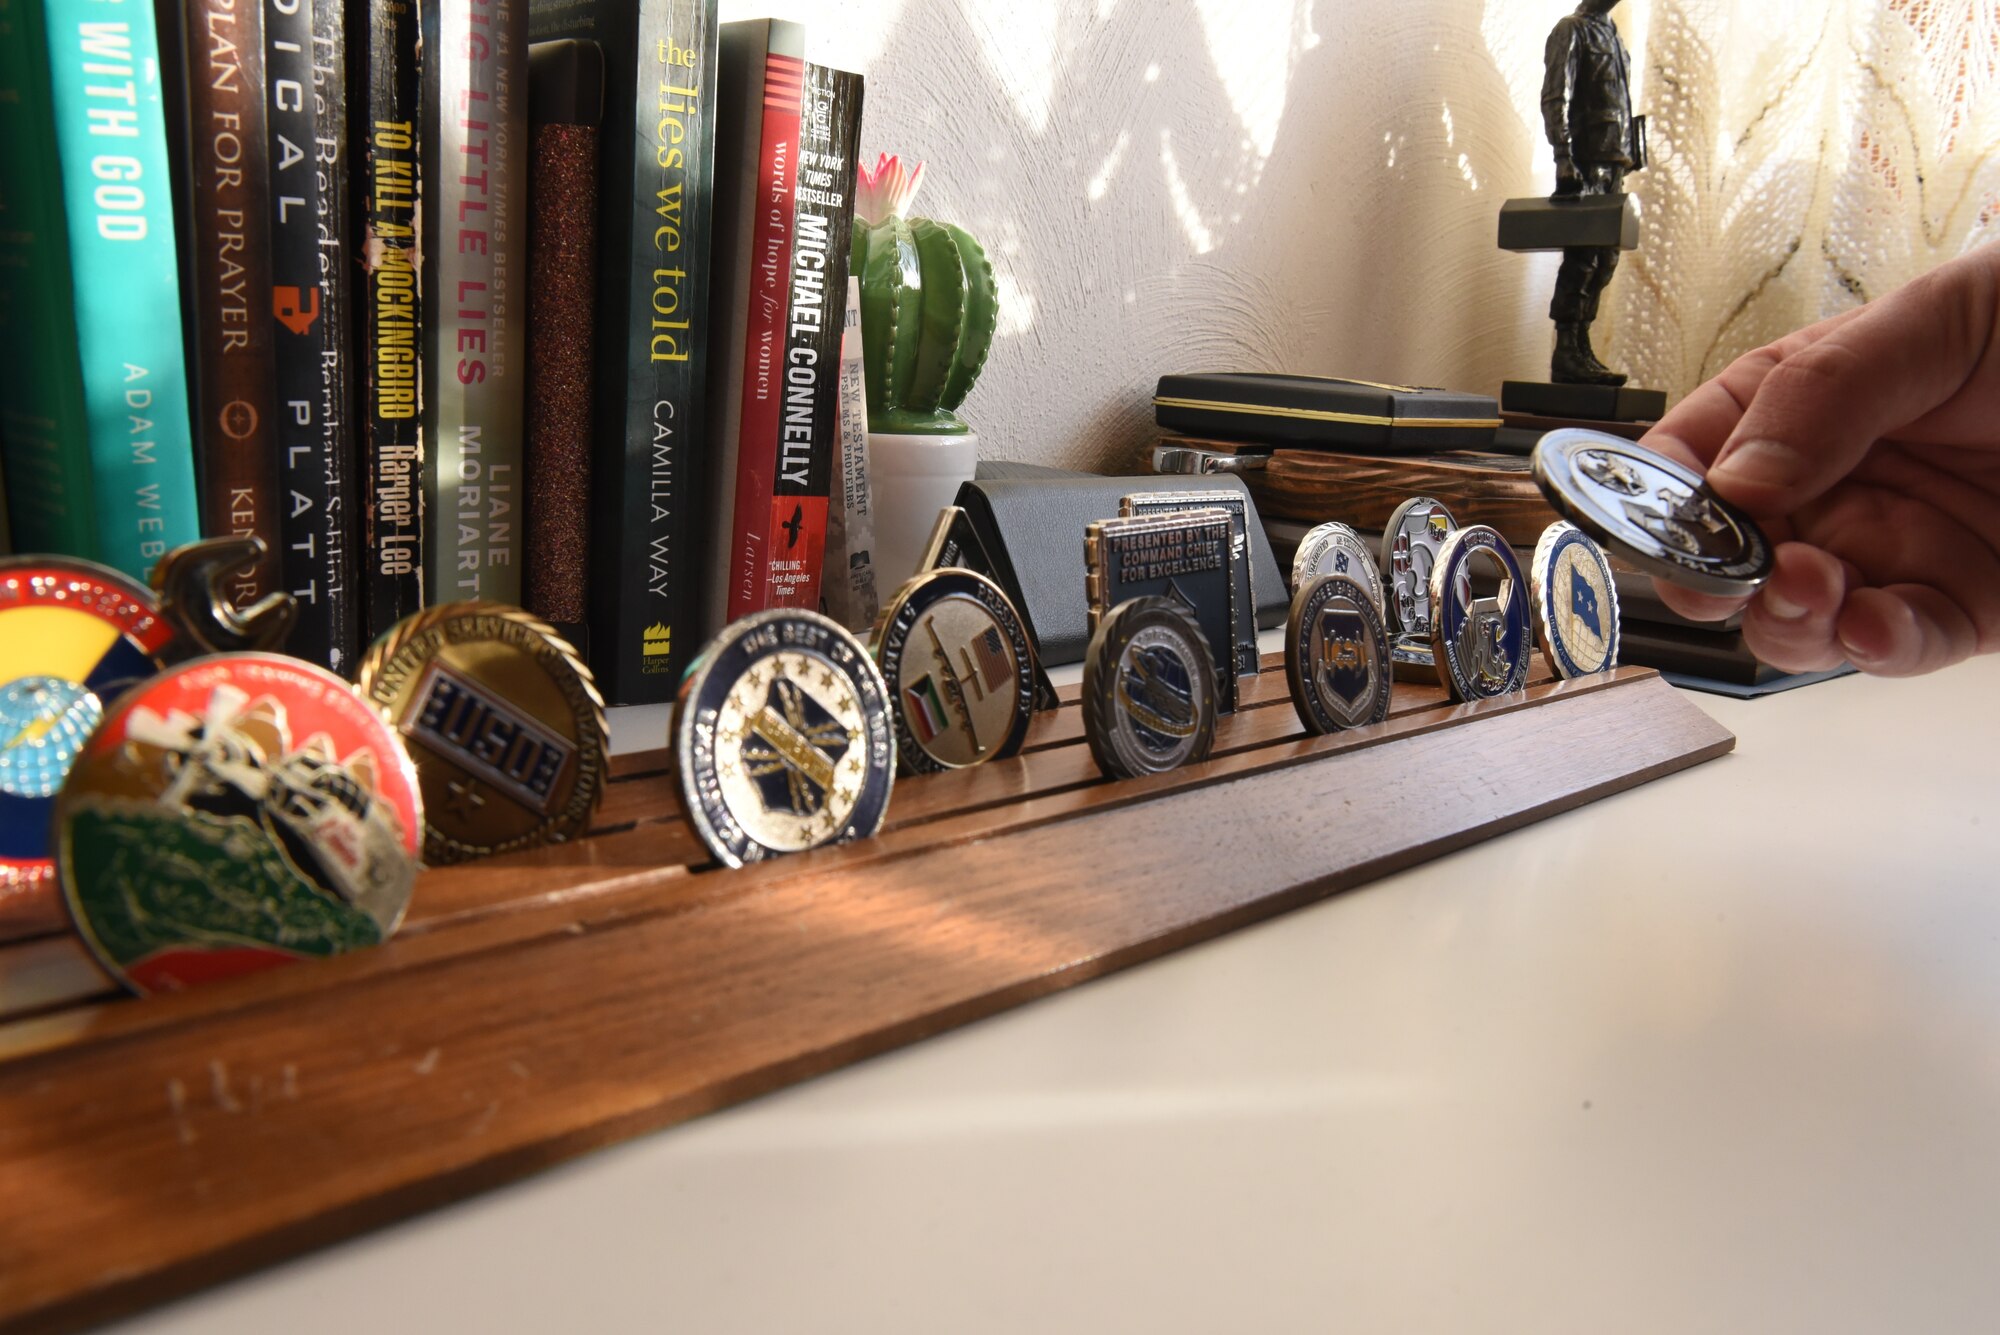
1542, 0, 1646, 387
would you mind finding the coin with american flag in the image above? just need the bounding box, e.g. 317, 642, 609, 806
873, 568, 1037, 775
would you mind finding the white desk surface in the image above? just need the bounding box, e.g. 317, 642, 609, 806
116, 657, 2000, 1334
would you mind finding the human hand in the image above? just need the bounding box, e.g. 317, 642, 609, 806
1639, 243, 2000, 676
1552, 157, 1583, 198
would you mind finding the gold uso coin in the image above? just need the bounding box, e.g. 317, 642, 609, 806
357, 602, 609, 863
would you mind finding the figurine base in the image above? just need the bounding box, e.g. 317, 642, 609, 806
1501, 411, 1648, 442
1497, 195, 1639, 252
1503, 380, 1666, 424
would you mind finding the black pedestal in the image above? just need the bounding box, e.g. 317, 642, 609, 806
1502, 380, 1666, 424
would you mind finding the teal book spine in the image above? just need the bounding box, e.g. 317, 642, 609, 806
40, 0, 201, 579
0, 0, 97, 559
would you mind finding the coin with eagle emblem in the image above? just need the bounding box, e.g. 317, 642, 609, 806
1285, 573, 1393, 734
673, 610, 895, 868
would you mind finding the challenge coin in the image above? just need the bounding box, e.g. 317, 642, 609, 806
1, 557, 176, 933
1430, 524, 1533, 702
674, 609, 896, 868
874, 568, 1035, 774
1082, 596, 1219, 780
1084, 509, 1239, 711
1532, 522, 1621, 679
1285, 573, 1392, 734
356, 601, 610, 863
1381, 496, 1457, 677
1292, 521, 1385, 615
1532, 428, 1774, 596
57, 653, 423, 995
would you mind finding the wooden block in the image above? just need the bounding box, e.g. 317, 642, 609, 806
0, 668, 1732, 1331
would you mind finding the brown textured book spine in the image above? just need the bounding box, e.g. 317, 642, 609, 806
524, 39, 603, 637
179, 0, 279, 602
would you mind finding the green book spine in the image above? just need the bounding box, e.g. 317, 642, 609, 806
529, 0, 719, 705
41, 0, 201, 578
0, 0, 97, 559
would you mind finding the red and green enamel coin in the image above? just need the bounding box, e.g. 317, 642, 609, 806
57, 653, 424, 995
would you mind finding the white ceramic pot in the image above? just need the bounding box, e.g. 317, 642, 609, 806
867, 429, 977, 595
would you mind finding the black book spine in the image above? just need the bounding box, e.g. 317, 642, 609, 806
769, 61, 861, 612
267, 0, 358, 671
160, 0, 282, 604
529, 0, 718, 705
354, 0, 424, 638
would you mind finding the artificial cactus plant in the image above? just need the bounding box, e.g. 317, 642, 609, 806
849, 154, 998, 435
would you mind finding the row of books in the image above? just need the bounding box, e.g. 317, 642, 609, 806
0, 0, 867, 705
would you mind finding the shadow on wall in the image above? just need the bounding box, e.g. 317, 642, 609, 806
788, 0, 1563, 471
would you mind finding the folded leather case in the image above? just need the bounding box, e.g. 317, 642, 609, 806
952, 474, 1287, 668
1154, 372, 1501, 454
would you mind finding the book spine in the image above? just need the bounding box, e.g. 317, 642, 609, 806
266, 0, 357, 670
819, 275, 879, 633
721, 39, 802, 623
521, 37, 600, 644
355, 0, 423, 637
177, 0, 280, 603
530, 0, 718, 705
423, 0, 527, 608
762, 62, 861, 612
43, 0, 202, 581
0, 0, 97, 559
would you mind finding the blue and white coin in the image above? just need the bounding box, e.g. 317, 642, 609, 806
673, 610, 896, 868
1532, 522, 1621, 679
1429, 524, 1533, 702
1285, 573, 1392, 734
1292, 522, 1385, 616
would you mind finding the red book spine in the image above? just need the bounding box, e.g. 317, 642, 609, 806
722, 50, 803, 623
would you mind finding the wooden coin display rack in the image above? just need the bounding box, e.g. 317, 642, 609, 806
0, 656, 1732, 1330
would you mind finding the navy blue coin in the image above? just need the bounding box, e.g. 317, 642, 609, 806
1532, 521, 1621, 679
1082, 596, 1218, 780
673, 609, 896, 869
1429, 525, 1533, 702
1285, 573, 1392, 734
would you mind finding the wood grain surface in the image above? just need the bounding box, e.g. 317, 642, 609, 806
0, 664, 1732, 1332
1212, 441, 1563, 546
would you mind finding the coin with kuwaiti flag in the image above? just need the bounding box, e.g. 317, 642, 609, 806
57, 653, 423, 995
873, 567, 1035, 775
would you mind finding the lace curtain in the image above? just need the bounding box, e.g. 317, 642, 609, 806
1611, 0, 2000, 396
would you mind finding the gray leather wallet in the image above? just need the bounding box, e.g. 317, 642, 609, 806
950, 473, 1286, 667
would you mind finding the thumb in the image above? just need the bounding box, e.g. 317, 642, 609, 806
1706, 251, 1998, 515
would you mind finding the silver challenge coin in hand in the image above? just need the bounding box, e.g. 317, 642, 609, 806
1532, 428, 1774, 597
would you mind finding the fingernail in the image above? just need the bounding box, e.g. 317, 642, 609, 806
1762, 589, 1807, 620
1838, 630, 1883, 669
1711, 439, 1810, 489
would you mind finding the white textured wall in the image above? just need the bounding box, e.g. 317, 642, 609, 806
724, 2, 2000, 471
715, 0, 1594, 472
